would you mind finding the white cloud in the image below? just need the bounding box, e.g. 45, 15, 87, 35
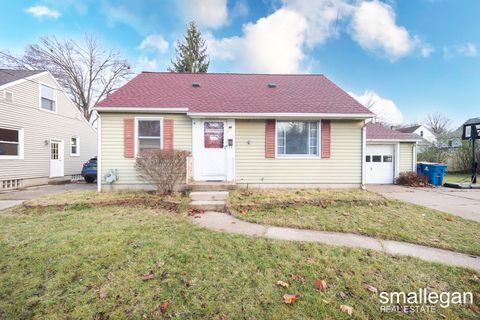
443, 42, 478, 60
135, 56, 158, 72
207, 9, 307, 73
25, 5, 61, 19
283, 0, 354, 47
179, 0, 228, 29
232, 0, 249, 18
349, 90, 404, 125
139, 34, 169, 54
349, 1, 427, 61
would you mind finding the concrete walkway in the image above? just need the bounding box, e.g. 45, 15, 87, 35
191, 211, 480, 271
0, 183, 95, 211
367, 184, 480, 222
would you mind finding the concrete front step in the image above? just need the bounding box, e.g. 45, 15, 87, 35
190, 200, 226, 211
188, 182, 236, 192
190, 191, 229, 202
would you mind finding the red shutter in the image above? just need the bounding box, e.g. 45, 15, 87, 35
124, 118, 134, 158
163, 119, 174, 150
321, 120, 331, 158
265, 120, 276, 158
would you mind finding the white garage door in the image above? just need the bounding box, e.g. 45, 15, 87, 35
366, 144, 394, 184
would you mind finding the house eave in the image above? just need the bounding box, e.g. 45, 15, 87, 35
367, 138, 420, 143
94, 107, 189, 113
186, 112, 374, 120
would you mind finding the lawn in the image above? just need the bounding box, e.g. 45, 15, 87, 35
0, 192, 479, 319
444, 172, 474, 183
228, 188, 480, 256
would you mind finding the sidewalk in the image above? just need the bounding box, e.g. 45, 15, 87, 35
191, 211, 480, 271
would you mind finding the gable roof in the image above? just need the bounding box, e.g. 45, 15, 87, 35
0, 69, 45, 87
396, 125, 422, 133
96, 72, 374, 116
366, 123, 419, 141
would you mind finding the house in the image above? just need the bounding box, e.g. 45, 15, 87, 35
396, 124, 436, 144
95, 72, 418, 190
395, 125, 435, 153
441, 117, 480, 152
0, 69, 97, 190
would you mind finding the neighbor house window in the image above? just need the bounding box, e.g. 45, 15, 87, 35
0, 127, 23, 159
277, 121, 319, 156
136, 118, 163, 155
40, 84, 56, 112
70, 136, 80, 156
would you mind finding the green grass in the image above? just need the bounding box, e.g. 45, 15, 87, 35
444, 172, 474, 183
0, 193, 479, 319
228, 189, 480, 256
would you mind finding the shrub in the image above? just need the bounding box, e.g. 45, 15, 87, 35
135, 149, 191, 195
395, 172, 429, 187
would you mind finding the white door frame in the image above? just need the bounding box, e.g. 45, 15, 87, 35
49, 138, 64, 178
365, 142, 399, 184
192, 119, 235, 182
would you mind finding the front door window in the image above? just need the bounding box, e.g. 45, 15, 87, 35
204, 121, 224, 149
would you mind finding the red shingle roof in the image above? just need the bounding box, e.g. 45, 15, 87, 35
366, 123, 418, 140
97, 72, 374, 115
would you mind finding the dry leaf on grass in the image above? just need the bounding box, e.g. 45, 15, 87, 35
314, 279, 327, 292
282, 294, 300, 304
276, 280, 289, 288
364, 284, 378, 294
291, 274, 306, 284
140, 270, 155, 281
340, 305, 353, 316
338, 291, 347, 299
160, 301, 170, 313
99, 288, 108, 299
322, 299, 330, 304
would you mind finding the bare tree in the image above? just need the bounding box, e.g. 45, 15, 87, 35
424, 112, 452, 136
363, 90, 378, 110
0, 35, 132, 123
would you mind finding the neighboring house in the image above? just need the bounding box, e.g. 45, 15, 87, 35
95, 72, 418, 190
441, 117, 480, 152
0, 69, 97, 190
396, 125, 434, 153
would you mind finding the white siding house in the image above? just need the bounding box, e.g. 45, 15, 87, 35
0, 69, 97, 189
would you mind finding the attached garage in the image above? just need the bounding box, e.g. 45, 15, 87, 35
365, 123, 419, 184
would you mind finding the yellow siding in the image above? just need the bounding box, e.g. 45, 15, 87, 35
399, 142, 415, 172
100, 113, 191, 185
235, 120, 363, 184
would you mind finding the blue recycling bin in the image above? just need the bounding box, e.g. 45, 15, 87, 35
418, 163, 447, 186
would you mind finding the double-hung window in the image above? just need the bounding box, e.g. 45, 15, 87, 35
70, 136, 80, 156
136, 118, 163, 155
277, 121, 319, 156
0, 127, 24, 159
40, 84, 56, 112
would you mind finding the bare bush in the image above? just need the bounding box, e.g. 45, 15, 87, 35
395, 172, 429, 187
135, 150, 190, 195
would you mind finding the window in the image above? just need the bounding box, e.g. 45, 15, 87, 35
70, 136, 80, 156
372, 155, 382, 162
0, 127, 23, 159
366, 155, 371, 162
277, 121, 319, 156
383, 155, 393, 162
136, 118, 163, 155
448, 140, 453, 147
420, 131, 424, 137
4, 91, 13, 101
40, 84, 56, 112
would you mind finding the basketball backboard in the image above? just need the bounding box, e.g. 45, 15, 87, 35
462, 122, 480, 140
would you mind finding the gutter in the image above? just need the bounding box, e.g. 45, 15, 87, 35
361, 121, 367, 189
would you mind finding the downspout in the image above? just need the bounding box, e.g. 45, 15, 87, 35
97, 114, 102, 192
361, 120, 367, 189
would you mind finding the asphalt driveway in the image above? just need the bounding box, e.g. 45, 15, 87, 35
368, 184, 480, 222
0, 183, 96, 210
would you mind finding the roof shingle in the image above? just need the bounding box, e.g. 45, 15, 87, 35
97, 72, 374, 115
366, 123, 418, 140
0, 69, 44, 87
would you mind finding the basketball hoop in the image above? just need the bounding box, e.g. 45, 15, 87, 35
462, 122, 479, 185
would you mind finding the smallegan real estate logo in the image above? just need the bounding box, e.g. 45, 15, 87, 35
379, 288, 474, 314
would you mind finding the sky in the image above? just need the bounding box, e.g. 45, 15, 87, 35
1, 0, 479, 128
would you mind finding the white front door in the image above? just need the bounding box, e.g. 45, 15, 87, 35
193, 119, 235, 181
50, 139, 64, 177
366, 144, 394, 184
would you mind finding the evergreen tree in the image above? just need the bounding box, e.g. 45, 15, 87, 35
169, 21, 209, 73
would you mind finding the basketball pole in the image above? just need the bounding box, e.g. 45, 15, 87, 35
472, 129, 477, 184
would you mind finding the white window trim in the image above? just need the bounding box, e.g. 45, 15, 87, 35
38, 82, 57, 114
70, 136, 80, 156
0, 127, 24, 160
275, 120, 321, 158
134, 117, 164, 158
